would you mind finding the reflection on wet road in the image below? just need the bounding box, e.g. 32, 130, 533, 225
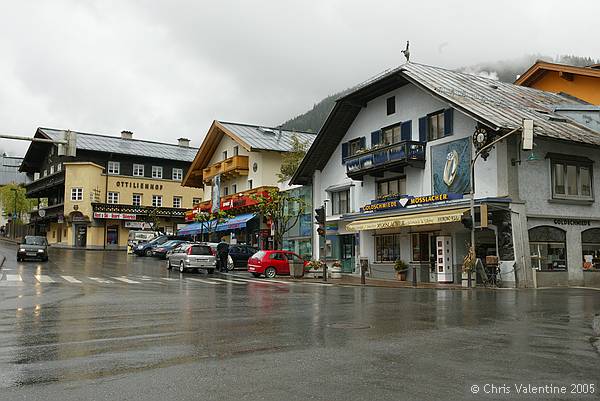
0, 242, 599, 401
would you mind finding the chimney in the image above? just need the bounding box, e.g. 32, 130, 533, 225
177, 137, 190, 147
121, 130, 133, 139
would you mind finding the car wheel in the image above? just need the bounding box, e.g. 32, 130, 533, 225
42, 257, 48, 262
251, 272, 261, 278
16, 257, 21, 262
145, 249, 153, 257
207, 268, 214, 274
179, 261, 185, 273
264, 266, 276, 279
166, 259, 172, 270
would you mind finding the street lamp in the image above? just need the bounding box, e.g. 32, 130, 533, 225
322, 199, 329, 282
10, 187, 18, 240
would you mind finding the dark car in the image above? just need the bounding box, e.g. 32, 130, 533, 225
228, 244, 258, 268
133, 235, 173, 256
151, 240, 188, 259
17, 236, 49, 262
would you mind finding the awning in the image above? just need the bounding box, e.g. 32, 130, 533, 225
178, 221, 216, 235
216, 213, 256, 232
346, 208, 469, 231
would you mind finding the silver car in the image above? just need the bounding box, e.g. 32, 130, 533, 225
166, 243, 216, 274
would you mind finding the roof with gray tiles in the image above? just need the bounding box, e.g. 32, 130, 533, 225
218, 122, 316, 151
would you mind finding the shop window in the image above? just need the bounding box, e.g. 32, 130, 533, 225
133, 164, 144, 177
529, 226, 567, 271
107, 192, 119, 204
428, 111, 445, 141
173, 196, 182, 208
377, 177, 406, 199
172, 168, 183, 181
71, 187, 83, 201
132, 193, 142, 206
582, 228, 600, 270
331, 189, 350, 215
152, 195, 162, 207
107, 161, 120, 175
107, 225, 119, 245
152, 166, 163, 179
375, 234, 401, 262
551, 158, 593, 201
412, 233, 430, 262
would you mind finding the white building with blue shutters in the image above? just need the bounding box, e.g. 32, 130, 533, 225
292, 62, 600, 288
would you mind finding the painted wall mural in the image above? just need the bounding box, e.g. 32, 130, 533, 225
431, 137, 471, 195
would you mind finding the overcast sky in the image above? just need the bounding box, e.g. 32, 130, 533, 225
1, 0, 599, 156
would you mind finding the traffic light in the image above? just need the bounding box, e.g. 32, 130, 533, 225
314, 206, 325, 225
461, 210, 473, 229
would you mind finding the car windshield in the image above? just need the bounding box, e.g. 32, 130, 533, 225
161, 240, 179, 247
148, 236, 167, 245
24, 237, 46, 246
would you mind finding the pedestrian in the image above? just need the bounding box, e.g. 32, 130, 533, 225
216, 237, 229, 272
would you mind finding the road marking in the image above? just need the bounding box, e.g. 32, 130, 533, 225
35, 274, 56, 283
186, 277, 220, 285
229, 277, 285, 285
210, 278, 246, 285
89, 277, 113, 284
299, 282, 333, 286
61, 276, 82, 283
161, 277, 179, 281
6, 274, 23, 282
112, 277, 140, 284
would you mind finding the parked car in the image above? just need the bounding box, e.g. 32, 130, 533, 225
17, 236, 49, 262
151, 240, 188, 259
166, 243, 217, 273
228, 244, 258, 268
247, 250, 307, 278
127, 230, 160, 248
133, 235, 173, 256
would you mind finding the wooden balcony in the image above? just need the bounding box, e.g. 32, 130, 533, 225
202, 155, 249, 184
345, 141, 426, 180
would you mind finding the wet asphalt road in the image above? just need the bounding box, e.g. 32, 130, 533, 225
0, 241, 599, 401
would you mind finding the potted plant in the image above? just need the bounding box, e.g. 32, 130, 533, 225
394, 259, 409, 281
461, 246, 476, 287
306, 260, 323, 278
330, 260, 342, 279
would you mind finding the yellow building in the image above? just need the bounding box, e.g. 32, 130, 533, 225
515, 61, 600, 105
21, 128, 203, 249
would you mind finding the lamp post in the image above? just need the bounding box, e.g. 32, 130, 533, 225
10, 187, 18, 240
322, 199, 329, 282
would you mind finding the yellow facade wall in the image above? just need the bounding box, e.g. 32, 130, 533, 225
106, 175, 202, 208
528, 71, 600, 105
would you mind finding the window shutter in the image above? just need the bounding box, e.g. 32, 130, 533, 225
444, 108, 454, 136
371, 130, 381, 146
401, 121, 412, 141
419, 116, 428, 142
341, 142, 349, 161
360, 136, 366, 149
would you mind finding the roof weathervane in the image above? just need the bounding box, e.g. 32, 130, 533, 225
401, 41, 410, 62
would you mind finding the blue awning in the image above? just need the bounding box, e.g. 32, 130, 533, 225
178, 221, 215, 236
216, 213, 256, 232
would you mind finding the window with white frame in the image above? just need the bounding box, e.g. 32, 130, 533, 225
331, 189, 350, 215
108, 161, 120, 175
132, 193, 142, 206
550, 157, 593, 201
43, 169, 47, 177
152, 195, 162, 207
71, 187, 83, 201
172, 168, 183, 181
50, 165, 55, 174
192, 197, 201, 205
152, 166, 163, 179
133, 164, 144, 177
173, 196, 182, 208
107, 192, 119, 204
57, 163, 62, 172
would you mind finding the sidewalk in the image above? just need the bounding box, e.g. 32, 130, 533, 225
291, 273, 468, 290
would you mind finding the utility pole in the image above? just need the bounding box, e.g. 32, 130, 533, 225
10, 187, 18, 240
322, 199, 329, 282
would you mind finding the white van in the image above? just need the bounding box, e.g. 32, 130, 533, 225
127, 231, 160, 248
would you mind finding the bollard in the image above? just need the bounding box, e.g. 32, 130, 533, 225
412, 265, 417, 287
323, 262, 328, 282
468, 270, 472, 288
361, 264, 366, 285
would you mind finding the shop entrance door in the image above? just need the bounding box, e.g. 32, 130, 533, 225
75, 224, 87, 247
340, 234, 355, 273
107, 225, 119, 246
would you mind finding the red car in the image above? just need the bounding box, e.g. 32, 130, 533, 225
247, 250, 308, 278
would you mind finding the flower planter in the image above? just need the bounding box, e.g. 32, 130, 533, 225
290, 263, 304, 278
329, 265, 342, 279
396, 272, 407, 281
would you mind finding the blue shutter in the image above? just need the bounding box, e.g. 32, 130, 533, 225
371, 130, 381, 146
419, 116, 428, 142
401, 121, 412, 141
444, 108, 454, 136
360, 136, 366, 149
341, 142, 349, 162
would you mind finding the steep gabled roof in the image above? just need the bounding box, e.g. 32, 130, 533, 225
515, 60, 600, 86
292, 62, 600, 185
182, 120, 316, 188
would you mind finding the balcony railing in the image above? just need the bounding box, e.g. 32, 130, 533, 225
203, 155, 249, 184
92, 203, 187, 218
345, 141, 426, 180
25, 171, 65, 198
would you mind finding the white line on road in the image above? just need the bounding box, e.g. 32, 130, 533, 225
89, 277, 113, 284
35, 275, 56, 283
210, 278, 246, 285
6, 274, 23, 282
161, 277, 179, 281
61, 276, 82, 283
186, 277, 220, 285
112, 277, 141, 284
299, 282, 333, 286
229, 277, 286, 285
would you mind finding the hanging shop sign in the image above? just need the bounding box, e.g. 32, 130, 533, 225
124, 221, 152, 229
93, 212, 137, 220
115, 181, 164, 191
553, 218, 591, 226
362, 193, 463, 212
